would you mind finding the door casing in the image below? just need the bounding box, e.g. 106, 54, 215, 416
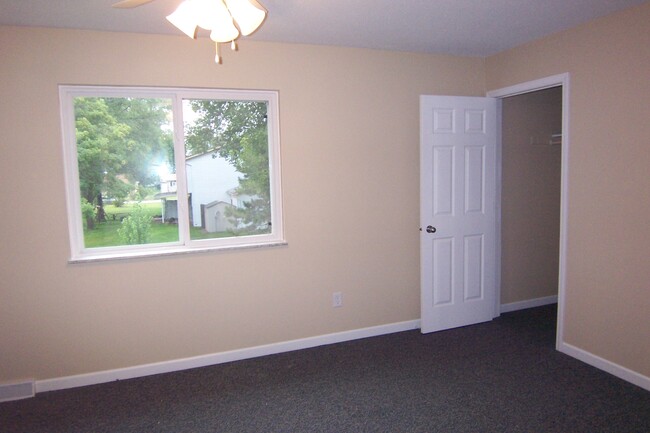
487, 73, 570, 351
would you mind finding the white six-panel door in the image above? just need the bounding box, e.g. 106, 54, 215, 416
420, 95, 497, 333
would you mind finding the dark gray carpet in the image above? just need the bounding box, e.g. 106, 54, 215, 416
2, 305, 649, 432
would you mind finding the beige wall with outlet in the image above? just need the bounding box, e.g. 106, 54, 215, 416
2, 0, 649, 386
487, 1, 650, 377
0, 26, 484, 382
501, 87, 562, 305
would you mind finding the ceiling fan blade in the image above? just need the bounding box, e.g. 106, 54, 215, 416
112, 0, 156, 8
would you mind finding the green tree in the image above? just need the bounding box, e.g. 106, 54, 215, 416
74, 97, 172, 229
184, 100, 271, 233
225, 127, 271, 232
75, 97, 130, 229
109, 180, 131, 208
104, 98, 172, 188
117, 204, 152, 245
185, 100, 267, 159
80, 198, 97, 229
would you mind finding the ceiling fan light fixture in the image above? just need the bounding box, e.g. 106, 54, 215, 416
166, 1, 198, 39
192, 0, 223, 30
210, 26, 239, 43
165, 0, 266, 64
225, 0, 267, 36
207, 1, 240, 42
215, 42, 222, 64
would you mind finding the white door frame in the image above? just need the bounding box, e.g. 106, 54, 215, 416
487, 73, 570, 351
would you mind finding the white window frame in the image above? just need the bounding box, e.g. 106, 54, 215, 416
59, 85, 285, 263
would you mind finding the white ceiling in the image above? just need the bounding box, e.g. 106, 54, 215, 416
0, 0, 646, 56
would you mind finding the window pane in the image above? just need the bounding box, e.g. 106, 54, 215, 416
73, 97, 176, 248
182, 99, 272, 240
62, 86, 282, 261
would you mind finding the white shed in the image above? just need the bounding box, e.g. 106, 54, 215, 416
202, 200, 237, 233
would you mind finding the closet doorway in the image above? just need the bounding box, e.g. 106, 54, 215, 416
489, 74, 570, 349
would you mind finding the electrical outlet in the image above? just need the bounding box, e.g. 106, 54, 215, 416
332, 292, 343, 308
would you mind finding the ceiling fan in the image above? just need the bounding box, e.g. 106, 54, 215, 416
111, 0, 267, 63
112, 0, 156, 8
113, 0, 153, 9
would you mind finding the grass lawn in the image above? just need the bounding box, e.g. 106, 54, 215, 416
84, 202, 234, 248
103, 201, 161, 221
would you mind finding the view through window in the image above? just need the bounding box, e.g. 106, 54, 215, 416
60, 86, 283, 261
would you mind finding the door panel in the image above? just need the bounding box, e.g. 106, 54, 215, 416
465, 146, 485, 213
433, 147, 454, 215
432, 237, 453, 305
420, 95, 497, 333
464, 234, 484, 301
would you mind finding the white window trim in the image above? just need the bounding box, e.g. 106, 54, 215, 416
59, 85, 285, 263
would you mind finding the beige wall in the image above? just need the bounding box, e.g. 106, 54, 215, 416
487, 2, 650, 376
0, 26, 485, 382
3, 0, 649, 386
501, 87, 562, 304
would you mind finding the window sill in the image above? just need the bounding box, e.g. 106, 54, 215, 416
68, 240, 288, 264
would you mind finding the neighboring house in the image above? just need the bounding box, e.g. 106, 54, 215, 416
155, 152, 251, 231
155, 172, 180, 223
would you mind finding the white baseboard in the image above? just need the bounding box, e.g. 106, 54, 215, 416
500, 295, 558, 313
0, 380, 35, 402
559, 341, 650, 392
9, 314, 649, 400
35, 319, 420, 394
502, 296, 650, 392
